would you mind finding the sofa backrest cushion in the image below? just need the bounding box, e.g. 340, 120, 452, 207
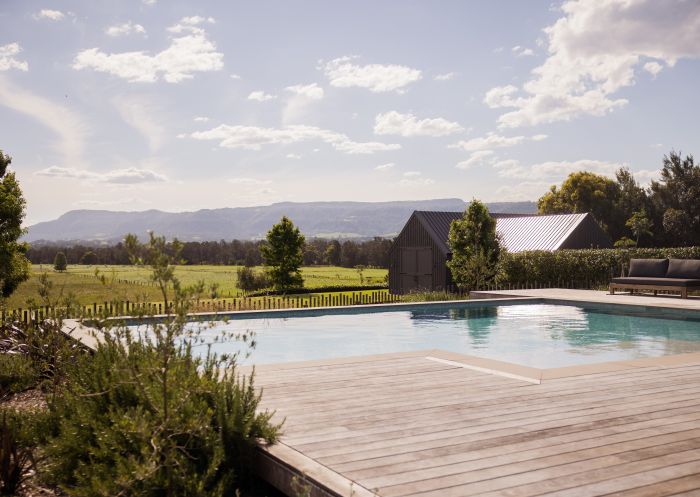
666, 258, 700, 279
628, 258, 669, 278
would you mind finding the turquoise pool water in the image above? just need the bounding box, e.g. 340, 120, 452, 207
135, 302, 700, 368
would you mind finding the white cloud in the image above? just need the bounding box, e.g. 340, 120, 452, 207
374, 111, 463, 137
112, 95, 167, 152
142, 0, 157, 5
286, 153, 302, 159
247, 90, 277, 102
73, 19, 223, 83
106, 21, 146, 37
190, 124, 401, 155
450, 132, 546, 152
494, 159, 622, 180
0, 75, 86, 164
322, 56, 422, 93
230, 73, 241, 80
633, 168, 661, 184
285, 83, 324, 99
456, 150, 495, 169
512, 45, 535, 57
400, 171, 434, 186
228, 178, 272, 186
486, 0, 700, 128
434, 72, 455, 81
193, 116, 209, 122
74, 198, 146, 208
643, 61, 663, 76
495, 181, 552, 201
375, 162, 395, 170
0, 43, 28, 72
34, 9, 65, 21
35, 166, 167, 184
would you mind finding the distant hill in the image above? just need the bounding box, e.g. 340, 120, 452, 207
25, 199, 537, 243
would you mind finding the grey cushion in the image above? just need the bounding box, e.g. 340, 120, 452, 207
666, 258, 700, 279
628, 258, 669, 278
611, 277, 700, 287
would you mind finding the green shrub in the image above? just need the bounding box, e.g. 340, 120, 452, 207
236, 266, 270, 293
0, 354, 40, 398
42, 233, 282, 497
0, 409, 40, 495
498, 246, 700, 286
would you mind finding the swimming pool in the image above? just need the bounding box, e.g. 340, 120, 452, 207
130, 300, 700, 368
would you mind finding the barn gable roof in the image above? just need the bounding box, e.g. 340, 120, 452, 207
410, 211, 607, 255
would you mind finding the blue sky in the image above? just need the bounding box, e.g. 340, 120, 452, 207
1, 0, 699, 225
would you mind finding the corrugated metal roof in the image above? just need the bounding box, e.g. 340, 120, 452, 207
412, 211, 590, 254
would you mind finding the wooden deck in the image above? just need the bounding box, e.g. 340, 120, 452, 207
254, 350, 700, 497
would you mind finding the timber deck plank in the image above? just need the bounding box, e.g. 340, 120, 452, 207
255, 351, 700, 497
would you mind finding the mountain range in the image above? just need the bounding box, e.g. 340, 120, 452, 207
25, 199, 538, 243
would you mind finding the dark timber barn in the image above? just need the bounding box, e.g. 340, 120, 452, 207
388, 211, 612, 294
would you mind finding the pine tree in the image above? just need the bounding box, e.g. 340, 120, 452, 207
260, 216, 305, 291
53, 252, 67, 272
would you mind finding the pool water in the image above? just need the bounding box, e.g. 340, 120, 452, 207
136, 303, 700, 368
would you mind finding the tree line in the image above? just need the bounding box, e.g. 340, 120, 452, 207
27, 236, 393, 268
538, 151, 700, 247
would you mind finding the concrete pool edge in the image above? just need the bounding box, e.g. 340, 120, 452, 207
242, 348, 700, 383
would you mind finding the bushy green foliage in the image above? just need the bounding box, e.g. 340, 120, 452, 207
651, 151, 700, 246
0, 149, 30, 298
52, 252, 67, 272
498, 246, 700, 286
0, 409, 37, 495
0, 355, 40, 398
447, 200, 501, 291
42, 233, 281, 496
236, 266, 270, 293
261, 217, 305, 291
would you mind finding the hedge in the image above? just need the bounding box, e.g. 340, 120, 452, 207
498, 247, 700, 287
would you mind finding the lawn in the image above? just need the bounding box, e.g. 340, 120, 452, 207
4, 264, 388, 308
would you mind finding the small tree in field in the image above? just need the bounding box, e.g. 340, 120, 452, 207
53, 252, 67, 272
447, 200, 501, 292
261, 216, 305, 291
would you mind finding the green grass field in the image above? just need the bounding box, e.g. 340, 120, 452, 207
5, 265, 388, 308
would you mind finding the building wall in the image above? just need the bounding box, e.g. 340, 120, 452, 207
559, 214, 613, 249
388, 214, 449, 294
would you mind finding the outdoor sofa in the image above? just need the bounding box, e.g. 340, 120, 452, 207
609, 258, 700, 299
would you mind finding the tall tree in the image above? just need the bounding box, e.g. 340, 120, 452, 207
538, 171, 622, 239
325, 240, 341, 266
447, 200, 501, 292
650, 151, 700, 246
0, 149, 30, 297
260, 216, 305, 291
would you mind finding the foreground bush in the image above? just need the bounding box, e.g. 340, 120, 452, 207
499, 246, 700, 286
13, 233, 282, 497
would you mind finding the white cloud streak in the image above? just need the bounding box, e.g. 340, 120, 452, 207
450, 132, 546, 152
106, 21, 146, 37
456, 150, 495, 169
73, 17, 223, 83
485, 0, 700, 128
0, 43, 28, 72
285, 83, 324, 99
35, 166, 167, 184
0, 75, 87, 165
112, 94, 167, 152
247, 91, 277, 102
374, 111, 463, 137
189, 124, 401, 155
34, 9, 65, 21
322, 56, 422, 93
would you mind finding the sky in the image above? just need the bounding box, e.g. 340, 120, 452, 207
1, 0, 699, 225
